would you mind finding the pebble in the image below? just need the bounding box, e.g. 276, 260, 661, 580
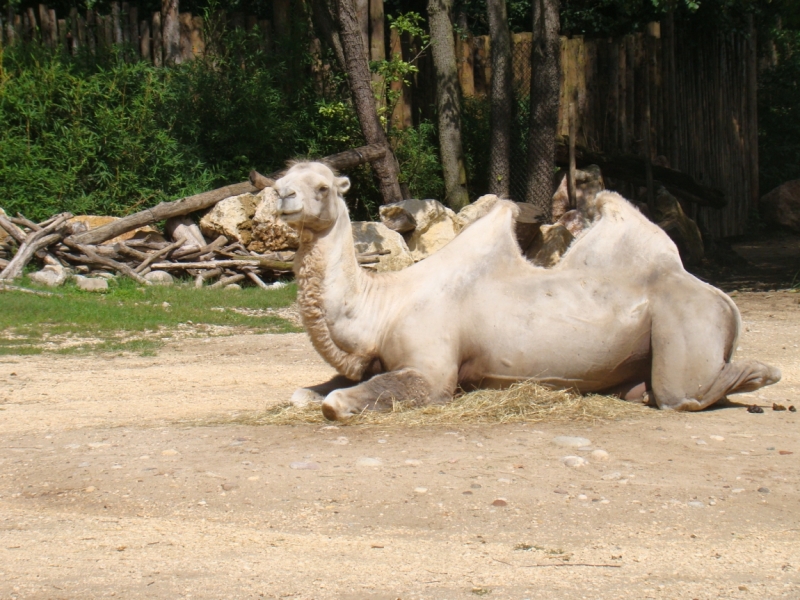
221, 483, 238, 491
463, 491, 473, 495
497, 478, 512, 484
553, 436, 591, 448
710, 435, 725, 441
377, 439, 387, 444
356, 457, 382, 467
561, 456, 587, 468
331, 437, 349, 445
84, 486, 96, 493
161, 449, 179, 456
492, 498, 508, 507
747, 404, 764, 413
78, 462, 90, 467
757, 487, 770, 494
289, 461, 319, 470
577, 494, 588, 500
414, 487, 428, 494
590, 449, 609, 461
404, 459, 422, 466
696, 439, 707, 445
602, 472, 622, 481
470, 483, 482, 489
687, 501, 705, 508
779, 450, 793, 455
732, 488, 745, 494
247, 476, 259, 481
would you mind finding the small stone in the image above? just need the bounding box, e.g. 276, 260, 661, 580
738, 585, 748, 592
767, 447, 775, 451
290, 461, 319, 470
356, 457, 382, 467
688, 501, 705, 508
779, 450, 794, 455
143, 270, 174, 286
161, 449, 178, 456
497, 478, 512, 484
773, 403, 787, 411
470, 483, 482, 489
377, 439, 387, 444
553, 436, 591, 448
602, 472, 622, 481
414, 487, 428, 494
331, 437, 349, 445
463, 491, 473, 495
221, 483, 238, 491
710, 435, 725, 441
404, 459, 422, 466
757, 487, 770, 494
74, 275, 108, 293
577, 494, 588, 500
561, 456, 587, 468
224, 284, 242, 290
84, 486, 96, 493
696, 439, 707, 445
732, 488, 745, 494
747, 405, 764, 413
247, 476, 259, 481
789, 406, 796, 412
553, 489, 568, 494
491, 498, 508, 507
599, 499, 610, 504
590, 449, 609, 461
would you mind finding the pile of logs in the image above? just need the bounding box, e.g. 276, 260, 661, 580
0, 144, 388, 289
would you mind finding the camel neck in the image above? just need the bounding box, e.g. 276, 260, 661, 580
293, 200, 372, 380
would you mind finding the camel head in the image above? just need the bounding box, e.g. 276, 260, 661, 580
272, 162, 351, 232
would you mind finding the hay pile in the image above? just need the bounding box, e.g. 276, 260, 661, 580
232, 381, 657, 427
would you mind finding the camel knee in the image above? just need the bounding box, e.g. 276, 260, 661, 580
321, 390, 352, 421
291, 388, 324, 408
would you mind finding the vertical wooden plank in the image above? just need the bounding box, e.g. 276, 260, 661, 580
152, 11, 163, 66
69, 8, 78, 54
12, 13, 23, 45
625, 35, 635, 154
355, 0, 368, 54
473, 35, 491, 97
191, 16, 204, 58
273, 0, 290, 36
369, 0, 385, 111
104, 14, 114, 50
162, 0, 180, 65
86, 10, 96, 55
746, 15, 759, 208
39, 5, 52, 46
179, 12, 193, 61
57, 17, 67, 51
112, 2, 123, 45
258, 19, 272, 52
25, 7, 36, 42
121, 2, 131, 46
557, 36, 569, 137
128, 6, 139, 58
140, 20, 151, 61
456, 30, 475, 97
511, 32, 531, 96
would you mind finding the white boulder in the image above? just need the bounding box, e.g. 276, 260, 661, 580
165, 215, 206, 249
380, 199, 460, 262
28, 264, 70, 287
249, 187, 300, 252
199, 191, 261, 246
144, 270, 175, 286
351, 222, 414, 272
74, 275, 109, 292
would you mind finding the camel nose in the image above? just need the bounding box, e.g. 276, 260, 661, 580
278, 194, 302, 215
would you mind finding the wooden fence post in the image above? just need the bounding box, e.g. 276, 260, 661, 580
179, 12, 193, 61
369, 0, 385, 110
162, 0, 180, 65
152, 11, 163, 66
140, 20, 151, 61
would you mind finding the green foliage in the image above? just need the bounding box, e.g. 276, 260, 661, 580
391, 121, 444, 199
0, 277, 299, 356
759, 28, 800, 195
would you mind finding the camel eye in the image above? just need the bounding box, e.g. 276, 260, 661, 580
318, 186, 329, 194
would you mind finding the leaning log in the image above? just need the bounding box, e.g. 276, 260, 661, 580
554, 142, 726, 209
68, 144, 388, 247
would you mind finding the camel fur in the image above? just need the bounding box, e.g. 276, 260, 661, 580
273, 162, 781, 420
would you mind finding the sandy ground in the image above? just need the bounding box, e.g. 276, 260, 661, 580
0, 290, 799, 599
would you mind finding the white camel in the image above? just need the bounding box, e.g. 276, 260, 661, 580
271, 162, 780, 421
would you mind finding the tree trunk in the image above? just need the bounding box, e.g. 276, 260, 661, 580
308, 0, 347, 72
427, 0, 469, 210
334, 0, 404, 204
525, 0, 560, 218
161, 0, 180, 65
487, 0, 512, 197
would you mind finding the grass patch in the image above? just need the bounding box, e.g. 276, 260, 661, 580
215, 381, 659, 427
0, 277, 301, 355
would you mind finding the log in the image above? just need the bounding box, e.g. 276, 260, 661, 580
246, 271, 271, 290
209, 273, 246, 289
134, 237, 186, 273
554, 142, 726, 209
0, 214, 27, 244
172, 234, 227, 260
63, 240, 151, 285
250, 143, 388, 189
70, 145, 387, 246
151, 258, 293, 271
0, 233, 61, 280
195, 267, 223, 288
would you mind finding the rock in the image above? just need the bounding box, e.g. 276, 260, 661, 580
0, 207, 8, 243
551, 165, 605, 222
68, 215, 164, 245
92, 272, 116, 280
652, 187, 704, 266
491, 498, 508, 507
687, 501, 705, 508
561, 456, 587, 468
404, 459, 422, 466
556, 209, 585, 237
526, 223, 574, 267
249, 187, 301, 252
356, 457, 382, 467
747, 404, 764, 413
760, 179, 800, 232
28, 264, 70, 287
757, 487, 770, 494
601, 472, 622, 481
710, 435, 725, 441
290, 461, 320, 470
379, 203, 418, 233
380, 199, 460, 262
351, 222, 414, 272
224, 284, 242, 290
414, 487, 428, 494
161, 449, 179, 456
164, 215, 206, 249
199, 191, 261, 247
553, 435, 591, 448
590, 449, 610, 461
455, 194, 502, 229
143, 270, 174, 286
74, 275, 108, 292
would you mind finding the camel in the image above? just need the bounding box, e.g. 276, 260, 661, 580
272, 161, 780, 421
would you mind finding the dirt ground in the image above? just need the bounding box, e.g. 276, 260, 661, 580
1, 241, 800, 599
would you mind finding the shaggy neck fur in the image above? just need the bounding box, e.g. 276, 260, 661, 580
294, 199, 373, 381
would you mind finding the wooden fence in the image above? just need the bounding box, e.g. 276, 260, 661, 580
1, 4, 758, 237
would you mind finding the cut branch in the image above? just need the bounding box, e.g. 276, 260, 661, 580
64, 241, 151, 285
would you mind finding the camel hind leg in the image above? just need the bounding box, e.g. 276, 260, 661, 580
649, 276, 781, 411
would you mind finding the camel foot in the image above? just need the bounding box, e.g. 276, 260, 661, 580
321, 368, 435, 421
290, 375, 357, 408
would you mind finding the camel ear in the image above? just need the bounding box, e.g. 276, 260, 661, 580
335, 176, 351, 195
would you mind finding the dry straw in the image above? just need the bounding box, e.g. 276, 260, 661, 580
227, 381, 658, 427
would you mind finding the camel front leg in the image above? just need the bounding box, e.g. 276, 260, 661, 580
321, 368, 448, 421
290, 375, 357, 407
